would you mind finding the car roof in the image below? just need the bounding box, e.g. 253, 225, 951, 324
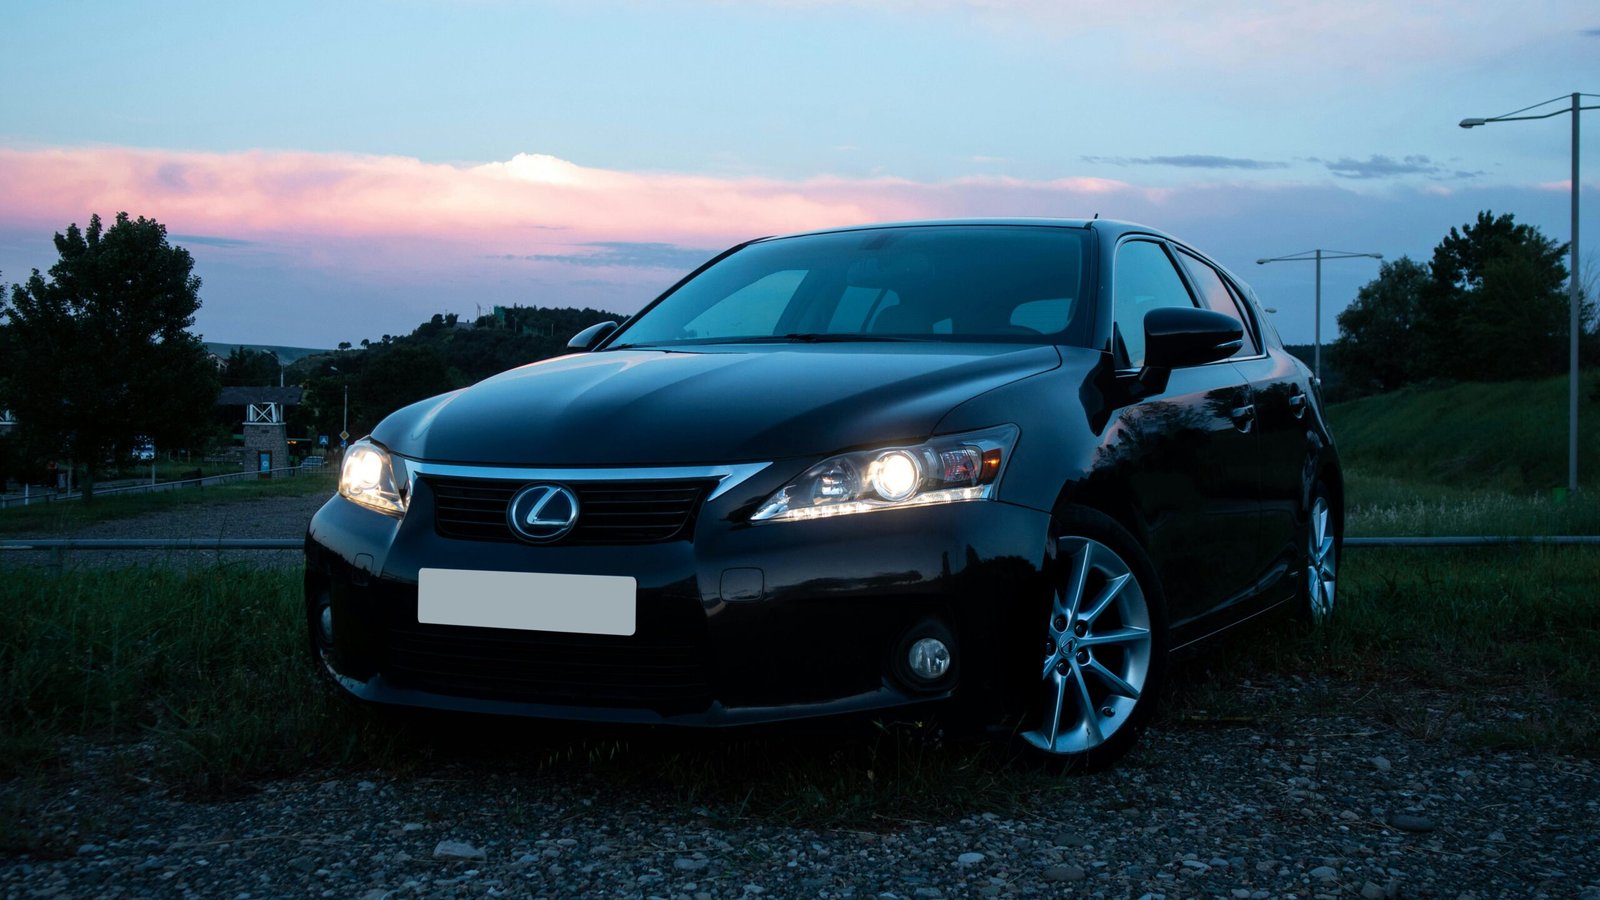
752, 218, 1180, 244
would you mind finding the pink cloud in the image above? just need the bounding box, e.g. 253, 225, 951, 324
0, 145, 1178, 280
0, 146, 922, 252
4, 141, 1586, 348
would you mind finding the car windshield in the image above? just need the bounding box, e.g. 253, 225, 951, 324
608, 225, 1091, 349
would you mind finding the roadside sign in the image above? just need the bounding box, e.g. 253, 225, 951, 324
318, 435, 329, 446
339, 430, 350, 441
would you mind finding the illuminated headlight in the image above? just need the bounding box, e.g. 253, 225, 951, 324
339, 441, 408, 516
751, 425, 1018, 523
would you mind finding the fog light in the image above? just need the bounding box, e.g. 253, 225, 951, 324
907, 637, 951, 680
319, 605, 334, 644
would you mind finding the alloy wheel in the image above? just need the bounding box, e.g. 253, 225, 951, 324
1022, 537, 1153, 755
1307, 495, 1338, 624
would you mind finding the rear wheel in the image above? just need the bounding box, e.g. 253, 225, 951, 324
1301, 485, 1338, 625
1020, 507, 1168, 772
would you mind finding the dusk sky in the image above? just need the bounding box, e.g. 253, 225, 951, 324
1, 1, 1595, 350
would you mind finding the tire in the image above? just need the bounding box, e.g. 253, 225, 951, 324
1299, 482, 1339, 626
1019, 506, 1169, 773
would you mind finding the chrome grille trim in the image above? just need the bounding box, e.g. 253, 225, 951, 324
404, 460, 771, 502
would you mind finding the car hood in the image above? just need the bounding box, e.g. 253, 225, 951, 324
372, 343, 1062, 465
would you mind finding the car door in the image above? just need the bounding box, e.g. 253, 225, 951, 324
1107, 239, 1261, 636
1174, 249, 1304, 599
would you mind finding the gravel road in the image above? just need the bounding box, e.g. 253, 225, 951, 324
3, 495, 1597, 897
4, 693, 1597, 899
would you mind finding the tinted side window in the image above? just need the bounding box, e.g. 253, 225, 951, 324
1176, 250, 1259, 357
1113, 240, 1197, 367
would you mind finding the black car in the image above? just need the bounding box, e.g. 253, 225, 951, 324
306, 219, 1342, 770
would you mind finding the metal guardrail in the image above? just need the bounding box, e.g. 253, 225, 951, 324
1344, 535, 1600, 547
0, 537, 303, 569
0, 465, 333, 509
0, 539, 303, 551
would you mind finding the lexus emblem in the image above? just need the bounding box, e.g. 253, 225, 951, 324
507, 483, 580, 543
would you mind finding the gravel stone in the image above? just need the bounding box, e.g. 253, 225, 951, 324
1386, 813, 1437, 833
431, 839, 487, 861
955, 852, 984, 866
1043, 864, 1086, 881
1309, 865, 1339, 881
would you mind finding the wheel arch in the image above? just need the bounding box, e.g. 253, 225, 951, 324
1050, 476, 1150, 555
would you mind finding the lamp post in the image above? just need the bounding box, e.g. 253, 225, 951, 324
1461, 92, 1598, 496
1255, 249, 1383, 381
329, 366, 350, 452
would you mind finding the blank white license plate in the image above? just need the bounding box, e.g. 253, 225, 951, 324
418, 568, 637, 636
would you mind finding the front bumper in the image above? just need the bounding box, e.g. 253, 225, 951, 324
304, 472, 1050, 726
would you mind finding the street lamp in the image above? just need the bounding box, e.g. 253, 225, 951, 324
1460, 92, 1598, 496
1255, 249, 1383, 381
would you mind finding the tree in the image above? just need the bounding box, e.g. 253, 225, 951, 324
1417, 210, 1568, 380
221, 347, 283, 386
1331, 257, 1431, 395
352, 344, 451, 434
0, 213, 220, 498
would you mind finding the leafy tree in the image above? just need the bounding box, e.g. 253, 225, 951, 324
1457, 242, 1569, 380
1417, 210, 1568, 380
0, 213, 220, 498
221, 347, 283, 386
1331, 257, 1430, 395
351, 344, 451, 434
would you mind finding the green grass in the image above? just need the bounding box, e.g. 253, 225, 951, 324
0, 471, 335, 536
1344, 469, 1600, 536
1327, 370, 1600, 492
1182, 542, 1600, 746
0, 568, 389, 788
3, 530, 1596, 850
0, 565, 1063, 844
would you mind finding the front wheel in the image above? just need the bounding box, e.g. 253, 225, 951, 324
1020, 507, 1168, 772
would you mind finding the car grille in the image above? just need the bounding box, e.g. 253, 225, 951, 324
425, 476, 715, 544
383, 622, 714, 711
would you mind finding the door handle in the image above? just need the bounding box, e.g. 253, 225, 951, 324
1230, 404, 1256, 433
1288, 391, 1308, 419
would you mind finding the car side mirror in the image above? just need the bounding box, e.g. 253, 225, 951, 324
1134, 307, 1243, 393
566, 321, 619, 352
1143, 307, 1242, 369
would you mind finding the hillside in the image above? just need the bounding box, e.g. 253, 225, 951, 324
1326, 371, 1600, 491
204, 342, 331, 364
